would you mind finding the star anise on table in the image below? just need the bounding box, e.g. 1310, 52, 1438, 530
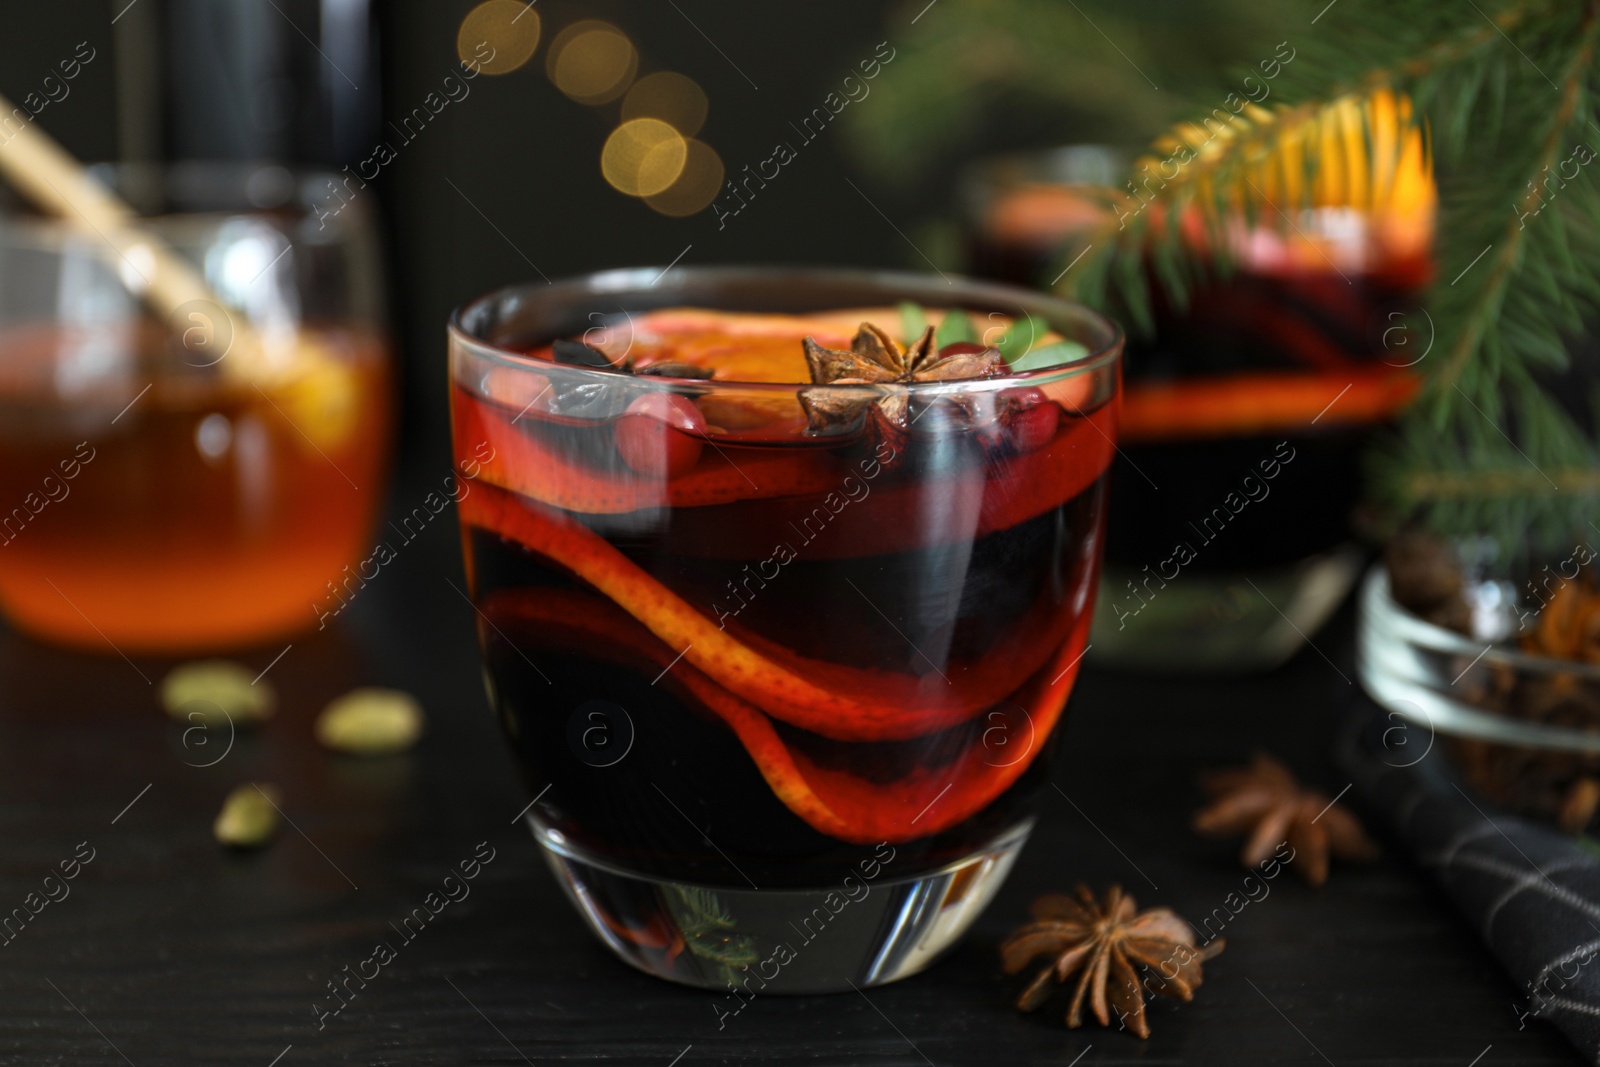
1001, 885, 1224, 1040
1193, 752, 1378, 886
798, 321, 1004, 453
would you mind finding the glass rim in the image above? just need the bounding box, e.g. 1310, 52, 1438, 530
448, 265, 1124, 393
961, 144, 1133, 190
1366, 567, 1600, 681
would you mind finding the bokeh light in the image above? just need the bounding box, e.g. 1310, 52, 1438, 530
645, 140, 725, 216
602, 119, 688, 197
621, 72, 709, 138
456, 0, 541, 76
547, 21, 638, 105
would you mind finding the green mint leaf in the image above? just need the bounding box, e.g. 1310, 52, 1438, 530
1009, 340, 1090, 372
935, 308, 976, 346
997, 314, 1053, 363
897, 301, 929, 345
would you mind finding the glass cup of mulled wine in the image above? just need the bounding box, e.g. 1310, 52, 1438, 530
962, 119, 1436, 672
449, 266, 1122, 992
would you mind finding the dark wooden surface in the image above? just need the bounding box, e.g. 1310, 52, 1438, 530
0, 470, 1581, 1066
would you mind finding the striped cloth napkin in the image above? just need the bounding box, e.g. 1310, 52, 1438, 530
1342, 700, 1600, 1064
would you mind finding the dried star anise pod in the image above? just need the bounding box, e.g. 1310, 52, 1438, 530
1193, 752, 1378, 886
797, 321, 1004, 453
1001, 885, 1224, 1040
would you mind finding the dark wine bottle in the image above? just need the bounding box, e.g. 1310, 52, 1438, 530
115, 0, 379, 167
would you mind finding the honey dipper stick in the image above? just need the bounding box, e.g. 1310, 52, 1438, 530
0, 90, 278, 382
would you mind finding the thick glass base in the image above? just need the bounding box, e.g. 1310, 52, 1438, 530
528, 816, 1033, 994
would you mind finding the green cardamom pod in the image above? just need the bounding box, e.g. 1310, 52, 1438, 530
161, 660, 274, 726
214, 784, 280, 848
315, 688, 424, 756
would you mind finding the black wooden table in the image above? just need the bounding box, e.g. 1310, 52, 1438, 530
0, 467, 1580, 1066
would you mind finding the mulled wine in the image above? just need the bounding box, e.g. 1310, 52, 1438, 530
450, 269, 1122, 989
964, 126, 1435, 669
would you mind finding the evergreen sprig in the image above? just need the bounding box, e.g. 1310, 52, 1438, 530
850, 0, 1600, 561
1300, 0, 1600, 559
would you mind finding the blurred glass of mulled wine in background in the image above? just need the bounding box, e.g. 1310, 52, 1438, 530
962, 94, 1436, 671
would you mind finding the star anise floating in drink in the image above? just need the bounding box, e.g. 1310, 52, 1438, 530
1193, 752, 1378, 886
1001, 885, 1224, 1039
798, 321, 1005, 453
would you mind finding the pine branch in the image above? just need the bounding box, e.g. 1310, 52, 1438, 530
1070, 0, 1600, 557
846, 0, 1600, 558
1402, 468, 1600, 497
1066, 91, 1425, 332
1429, 1, 1600, 403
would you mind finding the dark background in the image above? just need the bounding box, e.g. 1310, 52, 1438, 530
1, 0, 936, 463
0, 0, 1280, 464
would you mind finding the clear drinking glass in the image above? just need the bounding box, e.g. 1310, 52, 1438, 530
449, 267, 1122, 991
963, 144, 1436, 672
0, 162, 391, 653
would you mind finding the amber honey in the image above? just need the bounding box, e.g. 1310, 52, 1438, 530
0, 322, 389, 653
